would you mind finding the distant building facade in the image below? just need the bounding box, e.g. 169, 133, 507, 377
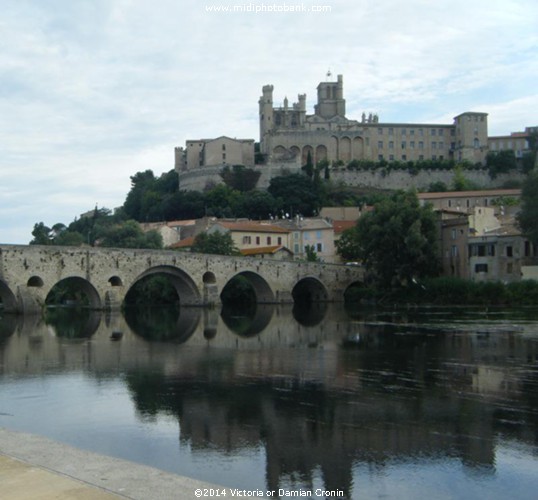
488, 126, 538, 160
259, 74, 489, 166
175, 136, 255, 171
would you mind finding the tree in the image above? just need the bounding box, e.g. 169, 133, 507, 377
353, 191, 439, 287
220, 165, 261, 192
486, 150, 517, 178
517, 170, 538, 244
302, 150, 314, 179
190, 231, 239, 255
335, 227, 361, 261
268, 173, 322, 216
98, 220, 163, 249
304, 244, 320, 262
30, 222, 52, 245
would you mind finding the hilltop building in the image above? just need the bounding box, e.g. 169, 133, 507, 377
175, 136, 255, 171
259, 74, 489, 166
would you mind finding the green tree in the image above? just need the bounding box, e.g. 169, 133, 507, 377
304, 244, 320, 262
268, 173, 322, 216
517, 170, 538, 244
486, 150, 517, 178
354, 191, 439, 287
220, 165, 261, 192
99, 220, 163, 249
335, 226, 361, 261
30, 222, 52, 245
190, 231, 239, 255
302, 150, 314, 179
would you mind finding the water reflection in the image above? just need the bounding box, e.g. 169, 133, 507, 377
124, 305, 200, 343
0, 306, 537, 498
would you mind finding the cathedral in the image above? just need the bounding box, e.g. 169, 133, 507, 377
259, 74, 489, 166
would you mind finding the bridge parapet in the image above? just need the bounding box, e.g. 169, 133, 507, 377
0, 245, 364, 314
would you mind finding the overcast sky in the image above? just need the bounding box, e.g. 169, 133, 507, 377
1, 0, 537, 244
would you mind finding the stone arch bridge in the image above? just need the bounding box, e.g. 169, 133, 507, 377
0, 245, 364, 314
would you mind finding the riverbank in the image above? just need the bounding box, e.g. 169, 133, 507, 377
347, 276, 538, 306
0, 428, 236, 500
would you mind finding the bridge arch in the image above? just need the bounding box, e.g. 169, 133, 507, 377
222, 271, 275, 304
27, 276, 44, 287
128, 265, 201, 306
0, 280, 18, 313
46, 277, 102, 309
292, 276, 329, 303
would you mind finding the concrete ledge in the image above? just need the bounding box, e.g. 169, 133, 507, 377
0, 428, 239, 500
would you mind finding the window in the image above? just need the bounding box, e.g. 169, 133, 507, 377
451, 229, 456, 240
378, 154, 384, 161
439, 129, 444, 136
242, 236, 251, 244
474, 138, 480, 149
418, 128, 424, 136
222, 153, 226, 160
316, 230, 322, 239
278, 236, 282, 245
410, 141, 415, 149
256, 236, 260, 245
401, 128, 407, 135
432, 141, 437, 149
267, 236, 272, 245
316, 243, 323, 252
378, 128, 383, 135
389, 154, 394, 161
431, 129, 437, 136
506, 246, 513, 257
389, 141, 394, 149
451, 245, 458, 257
401, 141, 406, 149
475, 263, 488, 273
222, 144, 226, 151
388, 128, 394, 135
365, 137, 370, 146
294, 243, 299, 253
402, 154, 407, 161
418, 141, 424, 150
378, 141, 383, 149
304, 232, 310, 241
410, 129, 415, 136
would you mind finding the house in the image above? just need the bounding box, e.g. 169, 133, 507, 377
207, 220, 291, 254
240, 245, 294, 260
436, 210, 470, 279
270, 217, 336, 262
418, 189, 521, 214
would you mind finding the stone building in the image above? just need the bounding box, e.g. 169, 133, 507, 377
175, 136, 255, 171
488, 126, 538, 160
259, 74, 489, 166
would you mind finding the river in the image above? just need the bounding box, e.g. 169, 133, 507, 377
1, 304, 537, 499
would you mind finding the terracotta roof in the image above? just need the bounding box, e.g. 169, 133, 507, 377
168, 236, 195, 248
215, 221, 290, 233
418, 189, 521, 199
240, 245, 292, 256
333, 220, 356, 234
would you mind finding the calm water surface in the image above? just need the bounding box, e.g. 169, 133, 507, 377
1, 304, 538, 499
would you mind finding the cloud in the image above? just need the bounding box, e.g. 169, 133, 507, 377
1, 0, 537, 243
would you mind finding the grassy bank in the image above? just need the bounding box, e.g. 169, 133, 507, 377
346, 277, 538, 306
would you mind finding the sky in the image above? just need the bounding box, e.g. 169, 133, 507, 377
1, 0, 537, 244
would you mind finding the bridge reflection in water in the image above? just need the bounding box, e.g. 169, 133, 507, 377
1, 305, 538, 499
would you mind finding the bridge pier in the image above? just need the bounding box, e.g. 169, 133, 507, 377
16, 287, 44, 315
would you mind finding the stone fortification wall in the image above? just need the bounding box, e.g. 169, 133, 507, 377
329, 168, 524, 191
177, 164, 523, 192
